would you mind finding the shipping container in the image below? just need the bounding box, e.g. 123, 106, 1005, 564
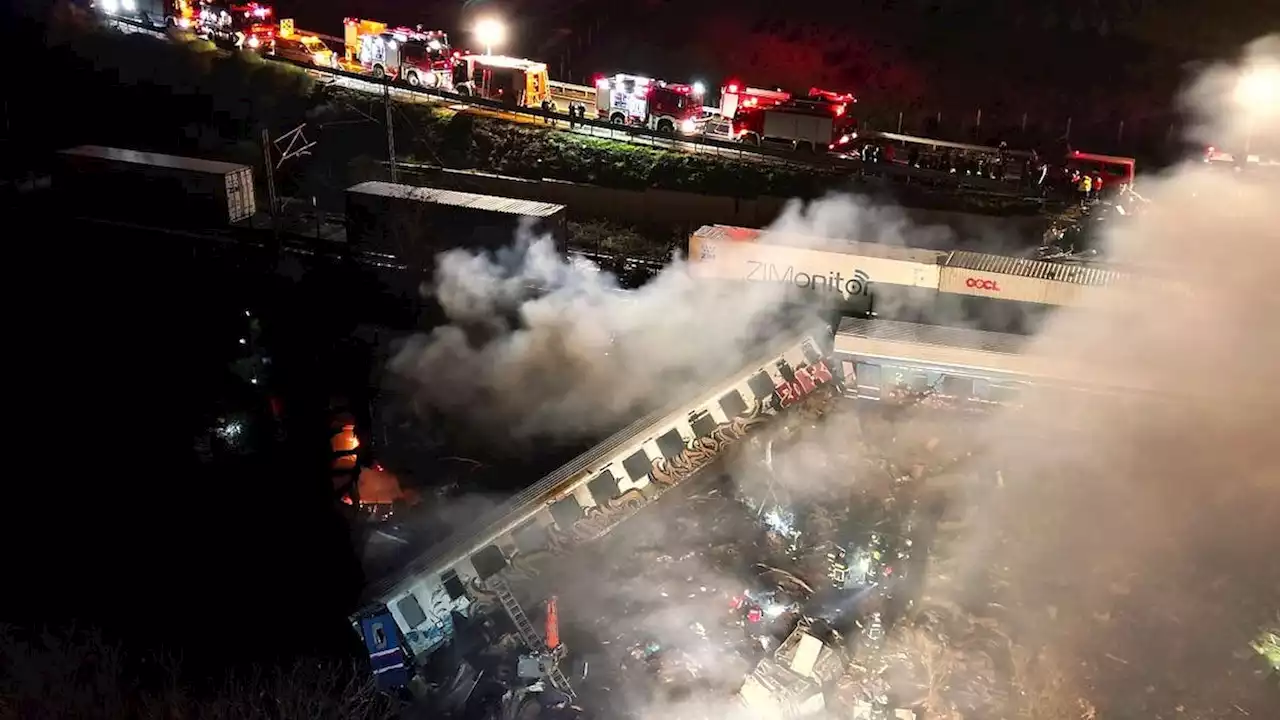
938, 250, 1122, 307
344, 181, 567, 265
54, 146, 256, 227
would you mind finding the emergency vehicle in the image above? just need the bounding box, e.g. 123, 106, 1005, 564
718, 83, 792, 118
347, 19, 455, 88
195, 2, 277, 53
94, 0, 196, 29
594, 73, 706, 135
730, 92, 857, 153
453, 55, 551, 108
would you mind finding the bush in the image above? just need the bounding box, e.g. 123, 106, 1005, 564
0, 626, 398, 720
391, 98, 846, 198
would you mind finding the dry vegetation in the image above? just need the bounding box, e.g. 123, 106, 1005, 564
0, 627, 398, 720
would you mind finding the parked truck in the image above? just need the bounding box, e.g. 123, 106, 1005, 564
54, 145, 256, 226
344, 181, 567, 266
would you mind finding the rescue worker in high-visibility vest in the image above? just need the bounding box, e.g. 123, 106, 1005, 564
1078, 173, 1092, 206
1092, 173, 1104, 201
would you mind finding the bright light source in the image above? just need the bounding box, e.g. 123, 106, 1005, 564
1235, 65, 1279, 108
239, 338, 247, 345
595, 76, 609, 89
680, 118, 696, 134
692, 81, 705, 95
474, 18, 506, 55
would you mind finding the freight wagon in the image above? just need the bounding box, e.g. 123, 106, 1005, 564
344, 181, 567, 266
54, 146, 256, 227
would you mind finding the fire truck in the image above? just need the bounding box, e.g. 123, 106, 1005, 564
93, 0, 196, 29
453, 55, 551, 109
346, 19, 456, 89
728, 90, 856, 153
719, 83, 793, 118
594, 73, 706, 135
195, 2, 277, 53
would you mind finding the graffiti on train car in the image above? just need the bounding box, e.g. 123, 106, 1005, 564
776, 359, 835, 409
651, 401, 768, 486
564, 488, 649, 542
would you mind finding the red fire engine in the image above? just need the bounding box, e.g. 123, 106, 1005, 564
727, 89, 856, 153
195, 1, 276, 53
718, 83, 793, 118
346, 19, 456, 88
594, 73, 706, 135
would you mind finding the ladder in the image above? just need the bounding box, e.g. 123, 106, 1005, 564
490, 578, 576, 699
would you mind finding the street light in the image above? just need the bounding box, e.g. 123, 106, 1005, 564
1234, 65, 1279, 108
474, 18, 505, 56
1234, 64, 1279, 155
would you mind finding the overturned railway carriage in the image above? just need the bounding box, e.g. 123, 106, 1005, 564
352, 326, 841, 688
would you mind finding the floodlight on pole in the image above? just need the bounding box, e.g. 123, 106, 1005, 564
475, 18, 506, 56
1234, 64, 1279, 155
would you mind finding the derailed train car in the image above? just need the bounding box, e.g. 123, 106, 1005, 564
351, 323, 842, 695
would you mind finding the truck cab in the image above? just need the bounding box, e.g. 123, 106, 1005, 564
195, 1, 277, 53
595, 73, 706, 135
355, 26, 455, 88
93, 0, 195, 29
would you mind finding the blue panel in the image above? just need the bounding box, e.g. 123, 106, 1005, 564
360, 610, 411, 691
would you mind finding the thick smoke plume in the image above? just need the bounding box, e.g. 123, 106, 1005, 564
392, 37, 1280, 719
955, 37, 1280, 717
390, 196, 967, 443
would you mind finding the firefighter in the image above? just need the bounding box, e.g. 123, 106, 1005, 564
1092, 172, 1104, 201
540, 99, 553, 124
1078, 172, 1092, 207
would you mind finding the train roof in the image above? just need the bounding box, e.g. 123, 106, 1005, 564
58, 145, 251, 176
693, 224, 946, 266
346, 181, 565, 217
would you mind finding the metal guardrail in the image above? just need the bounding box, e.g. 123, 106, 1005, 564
98, 14, 1040, 196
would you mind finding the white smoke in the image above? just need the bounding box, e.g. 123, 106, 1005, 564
391, 36, 1280, 719
564, 36, 1280, 720
389, 193, 970, 443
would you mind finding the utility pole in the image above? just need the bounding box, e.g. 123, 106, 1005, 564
261, 128, 279, 235
384, 82, 398, 183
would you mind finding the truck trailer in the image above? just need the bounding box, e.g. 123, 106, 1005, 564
344, 181, 567, 265
54, 145, 256, 227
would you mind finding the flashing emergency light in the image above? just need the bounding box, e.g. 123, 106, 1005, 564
692, 81, 706, 95
726, 83, 739, 93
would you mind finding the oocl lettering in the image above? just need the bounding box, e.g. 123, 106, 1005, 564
744, 261, 870, 296
965, 277, 1001, 292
